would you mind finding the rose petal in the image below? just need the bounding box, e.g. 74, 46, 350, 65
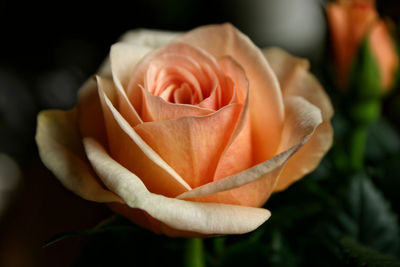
261, 47, 309, 90
110, 43, 152, 91
214, 56, 252, 179
110, 43, 152, 126
134, 103, 242, 188
218, 56, 248, 105
177, 96, 322, 206
263, 47, 334, 120
127, 42, 229, 111
213, 118, 253, 180
275, 96, 328, 191
276, 96, 323, 155
119, 29, 179, 48
97, 76, 192, 196
275, 122, 333, 191
177, 144, 299, 201
177, 23, 285, 163
96, 29, 179, 78
141, 86, 214, 122
285, 70, 333, 120
263, 48, 333, 191
77, 78, 108, 146
84, 137, 271, 235
144, 52, 210, 99
36, 109, 122, 203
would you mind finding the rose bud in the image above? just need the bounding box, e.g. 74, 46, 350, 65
327, 0, 399, 93
36, 24, 333, 237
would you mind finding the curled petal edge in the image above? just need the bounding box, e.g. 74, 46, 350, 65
178, 95, 322, 200
36, 109, 122, 203
177, 144, 299, 200
98, 82, 192, 192
84, 137, 271, 235
110, 43, 152, 126
119, 29, 180, 48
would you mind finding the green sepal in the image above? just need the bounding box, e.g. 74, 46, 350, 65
348, 37, 382, 101
345, 38, 384, 126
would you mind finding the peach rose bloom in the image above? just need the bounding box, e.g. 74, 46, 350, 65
327, 0, 398, 91
36, 24, 333, 237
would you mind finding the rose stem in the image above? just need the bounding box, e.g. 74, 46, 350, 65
349, 125, 368, 170
184, 238, 205, 267
348, 99, 381, 170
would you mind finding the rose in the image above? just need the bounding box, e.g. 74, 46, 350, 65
36, 24, 333, 237
327, 0, 398, 92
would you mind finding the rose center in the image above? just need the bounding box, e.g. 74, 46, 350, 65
128, 42, 237, 111
148, 63, 213, 106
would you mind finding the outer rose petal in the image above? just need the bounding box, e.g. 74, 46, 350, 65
119, 29, 179, 48
96, 76, 192, 197
77, 78, 108, 146
96, 30, 175, 83
264, 48, 333, 191
177, 23, 285, 163
83, 137, 271, 236
177, 95, 322, 207
177, 145, 298, 202
110, 43, 152, 126
263, 48, 333, 120
35, 109, 122, 203
261, 48, 309, 90
134, 103, 243, 188
275, 97, 328, 191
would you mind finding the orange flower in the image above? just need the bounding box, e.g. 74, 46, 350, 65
327, 0, 398, 91
36, 24, 333, 236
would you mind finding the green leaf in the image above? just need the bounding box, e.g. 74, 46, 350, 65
266, 177, 335, 230
43, 214, 138, 247
216, 228, 297, 267
340, 236, 400, 267
335, 173, 400, 256
366, 118, 400, 161
367, 152, 400, 216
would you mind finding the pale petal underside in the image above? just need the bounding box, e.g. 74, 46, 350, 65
97, 76, 192, 197
84, 137, 271, 235
177, 95, 322, 207
263, 47, 333, 191
36, 109, 122, 203
119, 29, 180, 48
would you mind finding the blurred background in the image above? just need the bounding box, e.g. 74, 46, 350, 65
1, 0, 400, 266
